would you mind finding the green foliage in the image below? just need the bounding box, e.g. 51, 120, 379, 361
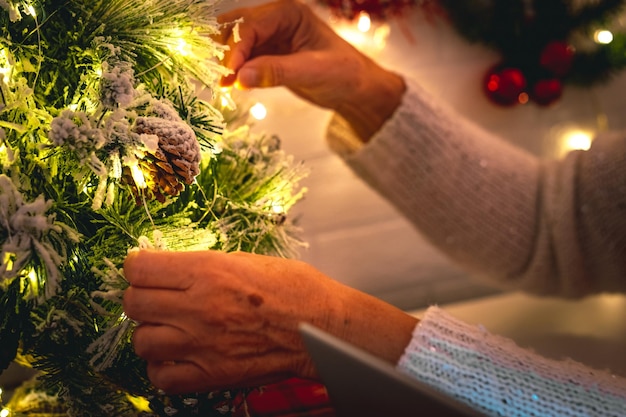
0, 1, 307, 416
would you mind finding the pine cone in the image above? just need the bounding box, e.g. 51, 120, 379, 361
126, 116, 201, 204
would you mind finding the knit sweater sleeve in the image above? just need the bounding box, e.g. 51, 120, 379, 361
397, 307, 626, 417
326, 78, 626, 297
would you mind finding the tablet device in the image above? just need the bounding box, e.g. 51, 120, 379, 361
299, 322, 484, 417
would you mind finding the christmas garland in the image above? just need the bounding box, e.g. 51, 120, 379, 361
0, 1, 307, 416
436, 0, 626, 106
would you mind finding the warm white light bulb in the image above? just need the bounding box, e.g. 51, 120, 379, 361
357, 12, 372, 33
594, 29, 613, 44
219, 87, 236, 109
0, 49, 12, 85
0, 408, 9, 417
130, 164, 147, 189
562, 130, 593, 152
272, 203, 285, 214
175, 38, 190, 56
250, 102, 267, 120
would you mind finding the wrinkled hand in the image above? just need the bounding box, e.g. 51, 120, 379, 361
123, 250, 417, 394
123, 250, 340, 393
217, 0, 405, 140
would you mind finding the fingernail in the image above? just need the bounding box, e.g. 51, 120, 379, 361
237, 67, 260, 89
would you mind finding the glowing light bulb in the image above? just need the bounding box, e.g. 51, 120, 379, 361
130, 164, 147, 189
27, 268, 38, 288
271, 203, 285, 214
250, 102, 267, 120
0, 49, 12, 84
563, 130, 593, 151
175, 38, 191, 56
1, 408, 9, 417
2, 252, 14, 272
594, 30, 613, 44
219, 87, 236, 109
550, 125, 596, 157
332, 18, 389, 52
111, 152, 122, 179
357, 12, 371, 33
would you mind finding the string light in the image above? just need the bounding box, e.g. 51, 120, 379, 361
594, 29, 613, 44
167, 29, 192, 56
0, 49, 12, 84
0, 387, 8, 417
271, 203, 285, 214
357, 11, 372, 32
174, 38, 191, 56
25, 4, 36, 17
552, 128, 593, 157
562, 130, 593, 151
331, 11, 390, 52
219, 87, 236, 109
2, 252, 14, 273
27, 268, 38, 289
250, 102, 268, 120
130, 164, 147, 189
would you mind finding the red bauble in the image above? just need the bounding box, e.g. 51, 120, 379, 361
539, 40, 575, 77
531, 78, 563, 106
483, 66, 527, 106
317, 0, 418, 21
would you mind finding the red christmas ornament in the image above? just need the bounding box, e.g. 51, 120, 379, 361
317, 0, 418, 21
539, 40, 575, 77
483, 65, 527, 106
531, 78, 563, 106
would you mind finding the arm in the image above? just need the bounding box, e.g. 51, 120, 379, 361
328, 79, 626, 296
122, 249, 418, 393
218, 0, 406, 141
398, 307, 626, 416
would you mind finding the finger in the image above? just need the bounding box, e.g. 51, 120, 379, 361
147, 361, 211, 394
235, 51, 325, 90
132, 324, 193, 362
218, 3, 307, 86
220, 41, 252, 87
123, 250, 207, 289
123, 286, 192, 323
147, 360, 295, 394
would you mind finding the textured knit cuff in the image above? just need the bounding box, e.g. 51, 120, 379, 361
326, 113, 366, 157
397, 306, 626, 417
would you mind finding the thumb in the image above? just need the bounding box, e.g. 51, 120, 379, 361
235, 53, 315, 90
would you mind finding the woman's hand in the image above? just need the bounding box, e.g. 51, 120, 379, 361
217, 0, 406, 141
123, 250, 417, 393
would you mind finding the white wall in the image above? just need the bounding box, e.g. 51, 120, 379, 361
219, 0, 626, 310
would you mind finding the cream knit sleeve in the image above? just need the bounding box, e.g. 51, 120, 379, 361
397, 307, 626, 416
326, 78, 626, 297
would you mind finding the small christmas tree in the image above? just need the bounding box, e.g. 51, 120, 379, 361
0, 1, 307, 416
